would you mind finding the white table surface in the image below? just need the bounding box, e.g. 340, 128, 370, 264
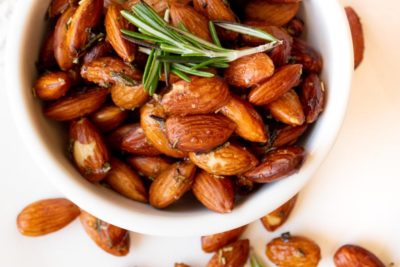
1, 0, 399, 266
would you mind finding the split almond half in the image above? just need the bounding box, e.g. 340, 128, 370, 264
206, 239, 250, 267
260, 194, 298, 231
202, 225, 247, 253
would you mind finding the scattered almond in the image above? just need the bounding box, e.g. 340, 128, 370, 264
34, 71, 71, 101
267, 89, 305, 126
260, 194, 298, 231
345, 7, 365, 69
202, 225, 247, 253
245, 1, 300, 26
206, 239, 250, 267
334, 244, 385, 267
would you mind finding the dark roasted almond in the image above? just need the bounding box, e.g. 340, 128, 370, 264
334, 244, 385, 267
121, 123, 161, 156
291, 38, 323, 74
345, 7, 365, 69
301, 74, 325, 123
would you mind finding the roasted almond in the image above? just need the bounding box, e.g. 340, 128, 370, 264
111, 83, 149, 110
220, 95, 268, 143
44, 87, 108, 121
83, 40, 113, 64
69, 118, 111, 182
106, 123, 137, 150
224, 53, 275, 88
39, 30, 57, 69
193, 171, 234, 213
345, 7, 365, 69
34, 71, 71, 101
127, 156, 172, 180
286, 17, 304, 37
334, 244, 385, 267
48, 0, 78, 18
121, 123, 161, 156
105, 157, 148, 203
149, 161, 196, 209
244, 146, 304, 183
54, 7, 77, 70
291, 38, 323, 74
123, 0, 168, 16
189, 142, 259, 176
260, 194, 298, 232
80, 210, 130, 256
206, 239, 250, 267
201, 225, 247, 252
245, 1, 300, 26
16, 198, 80, 236
268, 0, 302, 3
175, 263, 190, 267
267, 89, 305, 126
272, 124, 308, 147
266, 232, 321, 267
166, 115, 236, 153
235, 175, 255, 195
161, 77, 231, 116
105, 4, 137, 62
90, 104, 128, 132
301, 74, 325, 123
249, 64, 302, 106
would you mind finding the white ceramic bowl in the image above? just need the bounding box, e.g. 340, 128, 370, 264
6, 0, 353, 236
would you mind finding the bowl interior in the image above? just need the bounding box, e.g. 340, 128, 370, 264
6, 0, 353, 236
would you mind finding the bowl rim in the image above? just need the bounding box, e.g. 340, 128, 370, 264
5, 0, 353, 236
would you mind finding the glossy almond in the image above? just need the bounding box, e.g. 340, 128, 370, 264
70, 118, 111, 182
189, 142, 259, 176
111, 83, 149, 110
161, 77, 231, 116
83, 40, 113, 64
220, 95, 268, 143
206, 239, 250, 267
127, 156, 172, 180
90, 105, 128, 132
224, 53, 275, 88
260, 194, 298, 232
44, 87, 108, 121
267, 89, 305, 126
106, 123, 137, 150
291, 38, 323, 74
272, 124, 308, 147
39, 30, 57, 69
249, 64, 302, 106
54, 7, 77, 70
140, 102, 187, 158
123, 0, 168, 16
334, 244, 385, 267
80, 211, 129, 256
301, 74, 325, 123
105, 158, 148, 203
121, 123, 161, 156
266, 233, 321, 267
202, 225, 247, 252
34, 71, 71, 101
193, 171, 234, 213
286, 17, 304, 37
16, 198, 80, 236
48, 0, 78, 18
245, 1, 300, 26
345, 7, 365, 69
105, 4, 137, 62
149, 161, 196, 208
244, 146, 304, 183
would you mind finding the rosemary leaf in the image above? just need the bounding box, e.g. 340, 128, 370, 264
171, 68, 191, 82
214, 21, 279, 42
209, 21, 222, 47
172, 63, 214, 77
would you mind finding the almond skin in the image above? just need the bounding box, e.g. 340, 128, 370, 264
83, 41, 113, 64
106, 124, 137, 150
245, 1, 300, 26
16, 198, 80, 237
206, 239, 250, 267
193, 171, 234, 213
104, 157, 148, 203
121, 123, 161, 156
286, 17, 305, 37
220, 95, 268, 143
244, 146, 305, 183
149, 161, 196, 209
127, 156, 172, 180
111, 83, 149, 110
123, 0, 168, 16
267, 89, 305, 126
291, 38, 323, 74
334, 244, 385, 267
202, 225, 247, 253
224, 53, 275, 88
69, 118, 111, 182
34, 71, 71, 101
161, 77, 231, 116
39, 30, 57, 69
266, 233, 321, 267
249, 64, 303, 106
54, 7, 77, 70
345, 7, 365, 69
48, 0, 78, 18
189, 142, 259, 176
80, 210, 130, 256
44, 87, 108, 121
272, 124, 308, 148
166, 115, 236, 153
90, 104, 128, 132
301, 74, 325, 123
260, 194, 298, 232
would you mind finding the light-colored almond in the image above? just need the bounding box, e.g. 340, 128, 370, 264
267, 89, 305, 126
207, 239, 250, 267
34, 71, 71, 101
260, 194, 298, 232
345, 7, 365, 69
127, 156, 172, 180
201, 225, 247, 253
245, 1, 300, 26
120, 123, 161, 156
90, 104, 128, 132
111, 83, 149, 110
334, 244, 385, 267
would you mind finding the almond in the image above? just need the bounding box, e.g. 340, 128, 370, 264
245, 1, 300, 26
286, 17, 304, 37
300, 74, 325, 123
193, 171, 234, 213
272, 124, 308, 148
291, 38, 323, 74
206, 239, 250, 267
39, 30, 57, 69
69, 118, 111, 182
334, 244, 385, 267
175, 263, 190, 267
268, 0, 302, 3
260, 194, 298, 232
123, 0, 168, 16
345, 7, 365, 69
266, 233, 321, 267
267, 89, 305, 126
161, 77, 231, 116
106, 124, 137, 150
34, 71, 71, 101
189, 142, 259, 176
82, 40, 113, 64
16, 198, 80, 236
224, 53, 275, 88
249, 64, 302, 106
235, 175, 255, 195
202, 225, 247, 252
140, 101, 187, 158
44, 87, 108, 121
105, 4, 137, 62
80, 210, 130, 256
90, 104, 128, 132
149, 161, 196, 209
121, 123, 161, 156
244, 146, 304, 183
104, 157, 148, 203
166, 115, 236, 153
54, 7, 77, 70
111, 83, 149, 110
220, 95, 268, 143
127, 156, 172, 180
48, 0, 78, 18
